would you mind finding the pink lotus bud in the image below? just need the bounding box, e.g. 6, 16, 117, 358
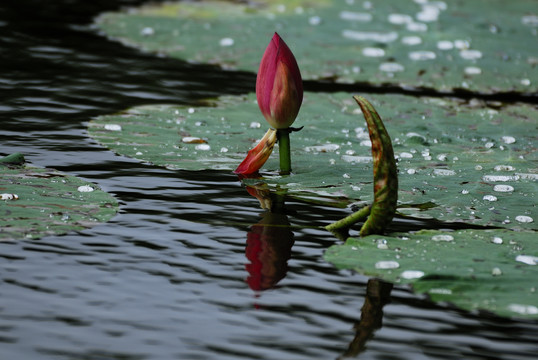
256, 33, 303, 130
234, 129, 277, 175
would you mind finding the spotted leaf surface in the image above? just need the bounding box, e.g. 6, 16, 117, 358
88, 92, 537, 230
0, 166, 118, 240
324, 229, 538, 319
95, 0, 537, 93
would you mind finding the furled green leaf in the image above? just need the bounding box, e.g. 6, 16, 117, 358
0, 164, 118, 240
325, 96, 399, 236
88, 92, 537, 229
324, 229, 538, 319
355, 95, 398, 236
95, 0, 537, 93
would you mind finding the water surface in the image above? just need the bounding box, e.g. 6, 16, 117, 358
1, 1, 537, 359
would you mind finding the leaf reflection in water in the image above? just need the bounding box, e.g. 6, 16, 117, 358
339, 279, 393, 359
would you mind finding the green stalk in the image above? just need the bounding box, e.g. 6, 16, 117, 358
325, 205, 371, 237
277, 129, 291, 175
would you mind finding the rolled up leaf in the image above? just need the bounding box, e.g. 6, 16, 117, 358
326, 96, 398, 236
354, 96, 398, 236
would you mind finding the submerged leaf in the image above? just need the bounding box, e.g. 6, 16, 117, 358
0, 165, 118, 240
0, 152, 25, 167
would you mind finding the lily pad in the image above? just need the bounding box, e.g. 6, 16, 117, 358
95, 0, 537, 93
324, 229, 538, 319
88, 92, 537, 229
0, 161, 118, 240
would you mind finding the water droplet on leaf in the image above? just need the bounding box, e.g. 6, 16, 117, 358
182, 137, 206, 144
1, 193, 19, 200
431, 234, 454, 241
515, 215, 533, 223
401, 270, 425, 279
454, 40, 470, 50
362, 47, 385, 57
437, 40, 454, 50
339, 11, 372, 22
402, 35, 422, 45
309, 16, 322, 26
460, 49, 482, 60
140, 27, 154, 36
493, 184, 514, 192
375, 260, 400, 269
407, 22, 428, 32
492, 237, 503, 244
342, 30, 398, 43
376, 239, 388, 249
483, 175, 519, 182
508, 304, 538, 315
515, 255, 537, 265
219, 38, 234, 47
433, 168, 456, 176
195, 144, 211, 151
77, 185, 94, 193
341, 155, 372, 164
521, 15, 538, 26
304, 144, 340, 152
464, 66, 482, 75
104, 124, 122, 131
388, 14, 413, 25
379, 62, 405, 72
409, 50, 436, 61
494, 165, 515, 172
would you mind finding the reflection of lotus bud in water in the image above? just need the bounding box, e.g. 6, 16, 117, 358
245, 184, 272, 210
245, 211, 294, 291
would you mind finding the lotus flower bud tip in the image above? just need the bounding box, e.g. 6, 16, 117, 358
256, 33, 303, 130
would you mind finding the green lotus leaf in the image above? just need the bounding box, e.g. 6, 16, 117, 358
0, 159, 118, 240
87, 92, 537, 229
95, 0, 537, 93
324, 229, 538, 319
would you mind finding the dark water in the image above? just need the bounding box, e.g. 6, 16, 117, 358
1, 1, 537, 359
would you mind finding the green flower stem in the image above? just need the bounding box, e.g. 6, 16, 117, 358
325, 205, 371, 239
277, 129, 291, 175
